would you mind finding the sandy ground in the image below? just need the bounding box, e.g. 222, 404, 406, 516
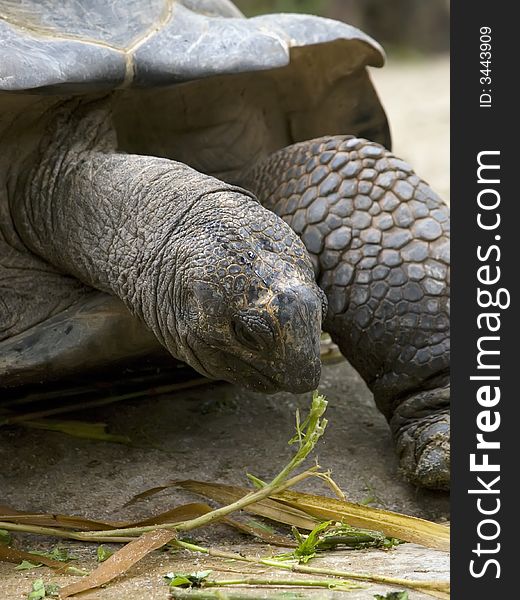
0, 57, 450, 599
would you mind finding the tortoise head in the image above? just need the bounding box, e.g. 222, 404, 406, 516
175, 192, 325, 393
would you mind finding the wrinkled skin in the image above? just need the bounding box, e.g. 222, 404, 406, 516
6, 100, 325, 393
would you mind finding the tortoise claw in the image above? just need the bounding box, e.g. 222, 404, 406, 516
410, 416, 450, 490
390, 385, 450, 490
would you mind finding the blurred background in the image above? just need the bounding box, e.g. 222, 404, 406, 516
234, 0, 449, 54
235, 0, 450, 202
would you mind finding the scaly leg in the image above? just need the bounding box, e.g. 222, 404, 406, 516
243, 135, 450, 490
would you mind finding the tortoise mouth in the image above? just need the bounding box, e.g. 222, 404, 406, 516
181, 331, 279, 392
184, 325, 320, 394
218, 348, 281, 393
220, 349, 320, 394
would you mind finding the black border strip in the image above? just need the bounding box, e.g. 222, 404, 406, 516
452, 2, 516, 596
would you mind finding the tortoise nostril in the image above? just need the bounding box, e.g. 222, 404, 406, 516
232, 312, 274, 352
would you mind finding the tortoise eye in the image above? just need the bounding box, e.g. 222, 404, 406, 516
232, 312, 274, 352
233, 320, 259, 351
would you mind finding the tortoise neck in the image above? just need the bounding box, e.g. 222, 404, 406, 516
11, 100, 242, 358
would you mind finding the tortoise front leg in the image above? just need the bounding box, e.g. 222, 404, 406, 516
243, 136, 450, 490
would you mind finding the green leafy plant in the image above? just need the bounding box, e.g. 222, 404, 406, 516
374, 592, 409, 600
0, 392, 449, 599
96, 545, 114, 562
31, 546, 76, 562
17, 546, 77, 570
290, 521, 331, 563
276, 520, 401, 564
165, 570, 212, 588
27, 579, 60, 599
17, 560, 43, 571
0, 529, 11, 545
314, 523, 402, 551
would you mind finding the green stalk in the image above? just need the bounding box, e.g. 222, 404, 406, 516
202, 576, 355, 590
170, 591, 291, 600
77, 468, 317, 539
173, 540, 449, 596
264, 561, 448, 593
0, 394, 327, 543
0, 522, 133, 543
79, 394, 328, 540
0, 524, 448, 596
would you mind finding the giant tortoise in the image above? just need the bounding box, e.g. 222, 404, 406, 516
0, 0, 450, 489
